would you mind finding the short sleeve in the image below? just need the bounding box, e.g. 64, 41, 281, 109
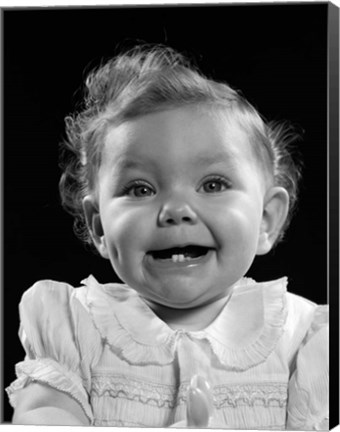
6, 280, 101, 424
287, 305, 329, 430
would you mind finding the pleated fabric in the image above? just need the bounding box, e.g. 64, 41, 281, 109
6, 276, 328, 429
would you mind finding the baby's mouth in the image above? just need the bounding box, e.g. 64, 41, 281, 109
147, 245, 212, 263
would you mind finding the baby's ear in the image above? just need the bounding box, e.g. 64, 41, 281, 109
256, 186, 289, 255
82, 195, 109, 259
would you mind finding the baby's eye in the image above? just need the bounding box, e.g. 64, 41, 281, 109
124, 182, 155, 198
200, 177, 231, 193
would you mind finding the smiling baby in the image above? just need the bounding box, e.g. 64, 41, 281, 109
7, 44, 328, 429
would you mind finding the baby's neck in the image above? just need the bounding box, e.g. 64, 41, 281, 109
145, 293, 232, 332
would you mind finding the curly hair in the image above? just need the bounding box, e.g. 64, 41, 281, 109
59, 43, 303, 248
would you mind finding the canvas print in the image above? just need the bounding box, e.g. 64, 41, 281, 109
3, 2, 336, 429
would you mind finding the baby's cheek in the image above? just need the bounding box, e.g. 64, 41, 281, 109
105, 210, 150, 256
216, 210, 260, 251
215, 207, 257, 232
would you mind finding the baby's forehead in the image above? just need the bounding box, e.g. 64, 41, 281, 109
104, 107, 249, 153
101, 106, 271, 182
105, 106, 266, 157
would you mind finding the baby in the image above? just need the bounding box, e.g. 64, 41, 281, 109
6, 44, 328, 429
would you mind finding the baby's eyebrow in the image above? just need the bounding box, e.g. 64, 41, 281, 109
113, 158, 150, 171
193, 151, 237, 167
112, 150, 237, 173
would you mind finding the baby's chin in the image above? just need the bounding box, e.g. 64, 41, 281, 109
140, 290, 233, 332
139, 293, 199, 310
118, 268, 233, 310
140, 289, 230, 311
119, 275, 203, 309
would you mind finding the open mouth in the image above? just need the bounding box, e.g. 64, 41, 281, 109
147, 245, 213, 263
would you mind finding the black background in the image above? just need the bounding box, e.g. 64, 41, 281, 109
3, 3, 328, 422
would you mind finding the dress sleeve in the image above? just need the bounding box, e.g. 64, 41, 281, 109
6, 280, 100, 424
286, 305, 329, 430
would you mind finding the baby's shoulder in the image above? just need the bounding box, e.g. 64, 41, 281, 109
285, 290, 328, 325
22, 278, 74, 299
284, 290, 328, 354
20, 279, 82, 314
20, 276, 131, 321
15, 278, 106, 376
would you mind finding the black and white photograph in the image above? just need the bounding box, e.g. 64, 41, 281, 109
2, 1, 338, 429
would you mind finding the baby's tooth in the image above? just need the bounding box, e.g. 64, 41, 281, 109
172, 254, 179, 262
170, 253, 193, 263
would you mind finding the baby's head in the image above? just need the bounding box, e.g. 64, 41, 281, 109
59, 44, 302, 308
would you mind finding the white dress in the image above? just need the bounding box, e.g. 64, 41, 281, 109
6, 275, 329, 429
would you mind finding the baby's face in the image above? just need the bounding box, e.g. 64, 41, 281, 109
92, 106, 269, 309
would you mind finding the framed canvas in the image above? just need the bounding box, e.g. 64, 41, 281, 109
1, 1, 338, 428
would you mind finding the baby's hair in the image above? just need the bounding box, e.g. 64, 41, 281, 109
59, 43, 303, 249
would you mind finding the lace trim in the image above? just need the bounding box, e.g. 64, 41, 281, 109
83, 276, 177, 365
81, 275, 288, 370
91, 374, 180, 409
203, 278, 288, 371
6, 358, 94, 423
214, 382, 288, 408
91, 374, 287, 409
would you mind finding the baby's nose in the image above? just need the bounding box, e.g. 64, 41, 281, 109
158, 200, 198, 227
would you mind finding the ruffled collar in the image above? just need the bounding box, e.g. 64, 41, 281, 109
79, 275, 288, 371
